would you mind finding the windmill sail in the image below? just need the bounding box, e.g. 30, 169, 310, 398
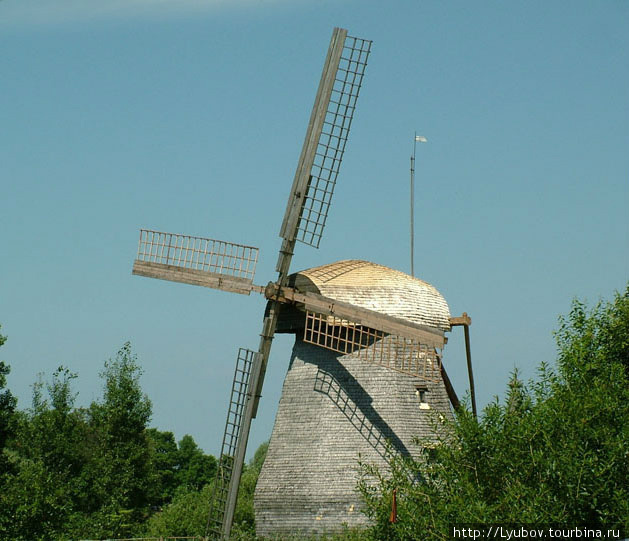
279, 29, 372, 248
206, 348, 261, 539
132, 229, 259, 295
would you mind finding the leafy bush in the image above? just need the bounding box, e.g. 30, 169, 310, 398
144, 441, 268, 538
359, 286, 629, 540
143, 483, 214, 537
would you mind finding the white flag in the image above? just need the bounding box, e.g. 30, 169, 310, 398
415, 135, 427, 143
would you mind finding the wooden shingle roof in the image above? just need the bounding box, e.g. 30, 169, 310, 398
291, 259, 451, 331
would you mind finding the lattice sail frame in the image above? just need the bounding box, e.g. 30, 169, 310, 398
297, 35, 372, 248
136, 229, 258, 280
304, 310, 442, 382
206, 348, 259, 538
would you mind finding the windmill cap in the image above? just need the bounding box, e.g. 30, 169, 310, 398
288, 259, 451, 331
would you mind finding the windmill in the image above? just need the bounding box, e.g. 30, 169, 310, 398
131, 28, 475, 539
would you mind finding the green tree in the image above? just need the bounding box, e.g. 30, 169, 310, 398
0, 339, 234, 539
146, 428, 179, 506
144, 441, 268, 538
0, 327, 17, 475
0, 366, 89, 541
359, 286, 629, 540
176, 433, 217, 491
144, 482, 214, 537
0, 327, 18, 540
82, 342, 153, 538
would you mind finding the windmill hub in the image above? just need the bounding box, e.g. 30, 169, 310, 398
264, 281, 280, 299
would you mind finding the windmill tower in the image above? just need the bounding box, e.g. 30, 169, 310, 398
131, 28, 474, 540
254, 260, 457, 536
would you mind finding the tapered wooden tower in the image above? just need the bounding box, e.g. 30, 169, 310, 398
254, 260, 453, 536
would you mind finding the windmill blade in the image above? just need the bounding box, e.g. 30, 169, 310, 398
206, 348, 261, 539
132, 229, 259, 295
279, 28, 372, 249
203, 28, 372, 541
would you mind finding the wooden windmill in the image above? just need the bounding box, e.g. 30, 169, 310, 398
131, 28, 475, 539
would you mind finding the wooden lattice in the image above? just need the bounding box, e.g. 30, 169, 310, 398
136, 229, 258, 281
303, 310, 441, 381
295, 34, 372, 248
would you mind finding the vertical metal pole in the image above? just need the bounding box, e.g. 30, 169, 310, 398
410, 133, 416, 277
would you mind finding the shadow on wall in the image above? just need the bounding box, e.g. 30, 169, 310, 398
313, 359, 412, 461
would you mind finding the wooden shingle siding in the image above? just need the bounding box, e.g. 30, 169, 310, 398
292, 260, 451, 330
254, 340, 452, 536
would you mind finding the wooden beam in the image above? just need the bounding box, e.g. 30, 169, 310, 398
449, 312, 471, 327
264, 282, 445, 349
446, 312, 477, 419
464, 324, 477, 419
278, 28, 347, 242
132, 260, 254, 296
440, 362, 460, 411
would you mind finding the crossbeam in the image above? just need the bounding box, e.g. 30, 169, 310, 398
263, 282, 445, 349
133, 260, 255, 296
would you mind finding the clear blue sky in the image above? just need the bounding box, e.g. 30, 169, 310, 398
1, 0, 628, 457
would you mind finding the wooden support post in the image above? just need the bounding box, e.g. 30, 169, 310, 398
463, 321, 477, 419
448, 312, 477, 419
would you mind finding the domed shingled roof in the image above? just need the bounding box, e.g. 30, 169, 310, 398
290, 259, 451, 331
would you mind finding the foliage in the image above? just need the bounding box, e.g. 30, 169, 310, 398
146, 428, 179, 505
83, 342, 154, 539
0, 328, 18, 538
0, 337, 227, 541
176, 433, 218, 490
143, 482, 214, 537
144, 440, 268, 538
0, 366, 90, 541
145, 428, 217, 508
359, 286, 629, 540
0, 327, 17, 474
0, 343, 158, 541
